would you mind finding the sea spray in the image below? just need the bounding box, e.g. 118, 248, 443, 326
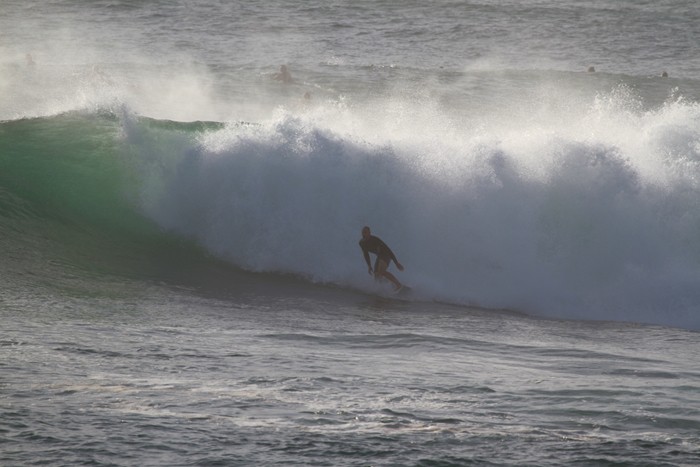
123, 86, 700, 328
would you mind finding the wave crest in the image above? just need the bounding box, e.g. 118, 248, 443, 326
123, 94, 700, 329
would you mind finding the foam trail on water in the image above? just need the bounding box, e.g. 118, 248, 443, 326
124, 88, 700, 329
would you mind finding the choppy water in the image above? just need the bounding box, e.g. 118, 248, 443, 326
5, 287, 699, 466
2, 1, 700, 465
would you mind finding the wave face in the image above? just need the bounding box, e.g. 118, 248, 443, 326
0, 114, 227, 303
117, 86, 700, 329
2, 51, 700, 330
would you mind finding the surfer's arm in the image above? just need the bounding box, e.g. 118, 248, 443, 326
359, 242, 373, 274
382, 243, 403, 270
384, 245, 404, 271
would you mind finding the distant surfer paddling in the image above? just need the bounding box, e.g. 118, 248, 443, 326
272, 64, 293, 84
359, 226, 404, 291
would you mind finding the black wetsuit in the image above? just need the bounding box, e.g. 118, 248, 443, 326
359, 235, 398, 270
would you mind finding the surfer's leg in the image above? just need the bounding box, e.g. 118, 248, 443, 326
375, 259, 402, 290
373, 257, 383, 283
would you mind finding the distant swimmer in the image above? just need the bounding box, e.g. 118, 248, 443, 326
273, 64, 293, 84
661, 71, 669, 78
298, 91, 313, 108
25, 53, 36, 67
587, 66, 596, 73
359, 226, 404, 291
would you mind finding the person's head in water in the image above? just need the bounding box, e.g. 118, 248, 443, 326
362, 226, 371, 239
274, 64, 293, 83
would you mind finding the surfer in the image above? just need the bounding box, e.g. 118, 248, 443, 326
273, 65, 293, 84
359, 226, 404, 290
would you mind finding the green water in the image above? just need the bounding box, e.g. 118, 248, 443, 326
0, 113, 229, 297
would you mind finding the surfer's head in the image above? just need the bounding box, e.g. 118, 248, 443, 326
362, 226, 371, 239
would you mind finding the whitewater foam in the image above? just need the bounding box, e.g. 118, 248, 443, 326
121, 85, 700, 329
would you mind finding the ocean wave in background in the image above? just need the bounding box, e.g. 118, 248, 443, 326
2, 65, 700, 330
2, 0, 700, 330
